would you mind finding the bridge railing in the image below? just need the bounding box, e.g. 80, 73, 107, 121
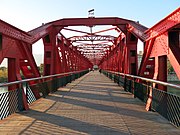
102, 70, 180, 127
0, 70, 89, 120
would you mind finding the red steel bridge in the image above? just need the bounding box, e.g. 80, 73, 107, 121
0, 8, 180, 134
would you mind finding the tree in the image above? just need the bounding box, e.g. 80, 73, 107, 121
0, 66, 8, 82
39, 63, 44, 75
167, 60, 174, 73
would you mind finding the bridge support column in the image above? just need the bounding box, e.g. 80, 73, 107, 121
58, 36, 68, 73
158, 56, 167, 91
168, 31, 180, 79
8, 58, 17, 90
8, 58, 29, 110
126, 32, 138, 75
43, 29, 62, 75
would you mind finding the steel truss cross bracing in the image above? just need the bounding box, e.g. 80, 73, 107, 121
0, 8, 180, 110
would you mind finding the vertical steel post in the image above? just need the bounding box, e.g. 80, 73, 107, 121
158, 56, 167, 91
8, 58, 17, 90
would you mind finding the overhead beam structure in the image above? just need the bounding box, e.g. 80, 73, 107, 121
0, 8, 179, 95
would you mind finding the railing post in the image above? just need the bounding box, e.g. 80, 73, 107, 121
17, 84, 25, 111
20, 82, 29, 110
132, 78, 136, 98
145, 82, 152, 111
118, 74, 120, 86
114, 74, 116, 83
53, 77, 58, 92
70, 73, 72, 83
124, 75, 127, 91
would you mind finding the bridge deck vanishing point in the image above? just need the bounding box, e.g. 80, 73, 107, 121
0, 71, 179, 135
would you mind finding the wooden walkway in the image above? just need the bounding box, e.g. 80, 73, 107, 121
0, 71, 179, 135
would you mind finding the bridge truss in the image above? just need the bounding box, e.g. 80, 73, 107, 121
0, 8, 179, 92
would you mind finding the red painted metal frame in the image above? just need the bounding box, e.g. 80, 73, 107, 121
138, 8, 180, 82
68, 35, 115, 42
0, 8, 180, 111
99, 31, 138, 74
0, 20, 32, 43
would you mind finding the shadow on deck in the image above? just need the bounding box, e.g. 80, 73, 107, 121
0, 71, 179, 135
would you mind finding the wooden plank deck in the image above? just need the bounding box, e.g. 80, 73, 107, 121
0, 71, 179, 135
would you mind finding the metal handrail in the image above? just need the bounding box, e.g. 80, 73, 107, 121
105, 70, 180, 90
0, 70, 88, 87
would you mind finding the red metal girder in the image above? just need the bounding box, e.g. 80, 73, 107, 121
78, 47, 109, 50
117, 25, 127, 35
157, 56, 167, 91
8, 58, 18, 90
138, 39, 155, 76
127, 22, 147, 41
168, 41, 180, 79
84, 53, 105, 56
43, 28, 64, 75
99, 32, 129, 73
92, 27, 118, 34
29, 25, 63, 44
0, 19, 32, 43
55, 45, 63, 73
58, 36, 68, 73
0, 36, 22, 64
33, 17, 147, 41
168, 51, 180, 79
75, 41, 112, 45
15, 41, 41, 99
77, 44, 111, 47
145, 7, 180, 41
86, 57, 104, 59
79, 47, 108, 50
83, 52, 104, 54
28, 24, 51, 43
52, 17, 129, 26
70, 50, 76, 71
63, 27, 91, 35
0, 17, 146, 47
8, 58, 29, 110
79, 48, 108, 51
150, 33, 168, 57
17, 41, 40, 77
69, 35, 115, 42
65, 47, 71, 72
82, 52, 105, 55
86, 56, 103, 59
126, 32, 138, 75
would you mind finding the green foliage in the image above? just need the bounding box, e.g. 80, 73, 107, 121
39, 63, 44, 75
0, 66, 8, 82
167, 60, 174, 73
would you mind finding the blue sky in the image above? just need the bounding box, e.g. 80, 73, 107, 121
0, 0, 179, 66
1, 0, 179, 30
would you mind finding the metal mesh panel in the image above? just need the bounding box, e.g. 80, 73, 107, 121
118, 76, 124, 86
0, 89, 22, 120
56, 77, 63, 88
125, 79, 132, 93
134, 82, 148, 103
114, 75, 118, 83
75, 73, 79, 79
152, 88, 180, 127
108, 73, 111, 79
71, 74, 75, 81
27, 85, 36, 104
